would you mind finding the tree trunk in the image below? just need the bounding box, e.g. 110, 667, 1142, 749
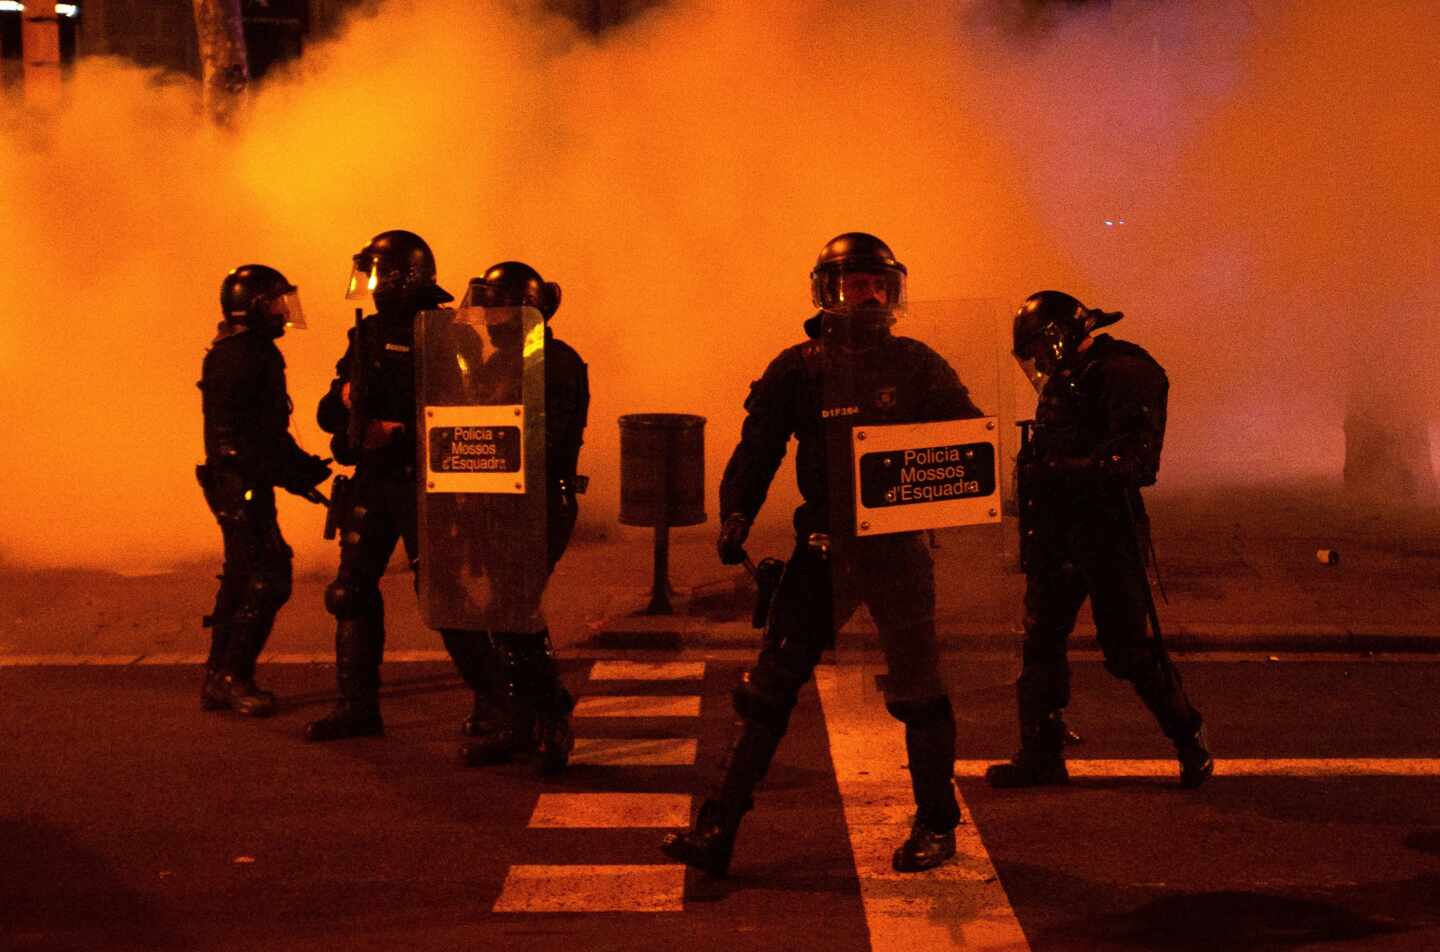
192, 0, 248, 126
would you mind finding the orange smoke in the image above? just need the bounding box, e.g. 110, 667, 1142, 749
0, 0, 1433, 572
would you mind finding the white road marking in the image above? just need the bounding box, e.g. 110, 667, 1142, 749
381, 650, 450, 663
588, 660, 706, 680
527, 793, 693, 829
258, 652, 336, 664
573, 695, 702, 718
492, 864, 685, 913
816, 666, 1031, 952
569, 738, 699, 767
954, 759, 1440, 778
135, 653, 205, 665
0, 654, 143, 666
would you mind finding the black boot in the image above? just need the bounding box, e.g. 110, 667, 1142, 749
533, 687, 575, 776
200, 665, 226, 712
888, 696, 963, 838
204, 672, 278, 717
305, 700, 383, 741
660, 798, 750, 878
459, 691, 521, 766
493, 630, 574, 775
1177, 724, 1214, 788
200, 610, 230, 711
306, 619, 383, 742
892, 817, 957, 872
985, 712, 1069, 788
212, 611, 279, 717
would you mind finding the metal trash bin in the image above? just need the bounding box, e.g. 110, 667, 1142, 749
618, 413, 707, 612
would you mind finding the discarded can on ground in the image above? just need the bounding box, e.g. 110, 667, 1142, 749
1316, 548, 1340, 566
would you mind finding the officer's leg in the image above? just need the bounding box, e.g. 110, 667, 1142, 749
199, 469, 245, 710
487, 628, 574, 774
212, 495, 291, 717
440, 628, 515, 758
530, 496, 579, 773
986, 563, 1087, 787
306, 483, 396, 741
661, 544, 832, 877
864, 535, 960, 870
201, 568, 240, 711
1085, 539, 1212, 787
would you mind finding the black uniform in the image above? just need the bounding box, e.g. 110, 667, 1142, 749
312, 306, 429, 726
452, 324, 590, 767
1016, 334, 1202, 750
313, 309, 589, 741
544, 328, 589, 569
710, 323, 982, 836
197, 324, 322, 695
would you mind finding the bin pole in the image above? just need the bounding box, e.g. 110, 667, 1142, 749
646, 522, 673, 614
645, 438, 675, 614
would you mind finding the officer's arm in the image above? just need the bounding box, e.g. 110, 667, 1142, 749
316, 332, 355, 436
547, 349, 589, 483
718, 356, 795, 523
1092, 356, 1167, 486
201, 346, 262, 480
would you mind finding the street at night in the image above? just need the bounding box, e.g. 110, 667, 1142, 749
4, 1, 1439, 950
3, 652, 1438, 951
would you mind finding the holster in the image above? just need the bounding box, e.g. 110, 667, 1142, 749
324, 473, 353, 541
196, 462, 246, 525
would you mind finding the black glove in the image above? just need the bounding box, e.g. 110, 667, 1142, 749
283, 454, 332, 497
717, 513, 751, 565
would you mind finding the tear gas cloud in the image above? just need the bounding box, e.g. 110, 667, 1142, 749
0, 0, 1434, 572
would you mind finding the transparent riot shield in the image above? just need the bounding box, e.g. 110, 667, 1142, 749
415, 305, 548, 634
823, 299, 1011, 701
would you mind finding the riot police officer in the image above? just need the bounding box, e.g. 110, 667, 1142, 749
986, 290, 1213, 789
450, 261, 590, 773
197, 264, 331, 717
306, 229, 458, 742
661, 233, 983, 877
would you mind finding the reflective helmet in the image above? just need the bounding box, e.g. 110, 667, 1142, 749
810, 232, 907, 316
345, 229, 453, 313
220, 264, 305, 336
462, 260, 561, 320
1012, 290, 1123, 388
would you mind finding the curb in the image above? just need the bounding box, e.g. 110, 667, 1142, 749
582, 616, 1440, 654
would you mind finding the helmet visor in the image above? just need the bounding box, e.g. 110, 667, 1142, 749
273, 288, 306, 330
1012, 323, 1067, 391
813, 265, 907, 318
345, 255, 378, 302
460, 280, 509, 309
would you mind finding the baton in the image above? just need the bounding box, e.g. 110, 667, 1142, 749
1122, 488, 1174, 690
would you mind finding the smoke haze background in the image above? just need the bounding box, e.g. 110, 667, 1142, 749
0, 0, 1435, 572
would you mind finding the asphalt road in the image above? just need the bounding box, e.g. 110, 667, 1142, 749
1, 653, 1437, 951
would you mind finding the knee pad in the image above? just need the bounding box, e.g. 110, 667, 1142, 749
884, 695, 953, 727
247, 570, 292, 614
325, 580, 370, 619
731, 673, 795, 735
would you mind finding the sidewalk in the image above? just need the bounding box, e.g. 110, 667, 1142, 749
2, 481, 1438, 661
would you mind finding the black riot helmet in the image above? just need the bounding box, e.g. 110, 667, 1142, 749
810, 232, 908, 315
220, 264, 305, 337
461, 260, 562, 320
345, 229, 454, 314
1012, 290, 1123, 389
